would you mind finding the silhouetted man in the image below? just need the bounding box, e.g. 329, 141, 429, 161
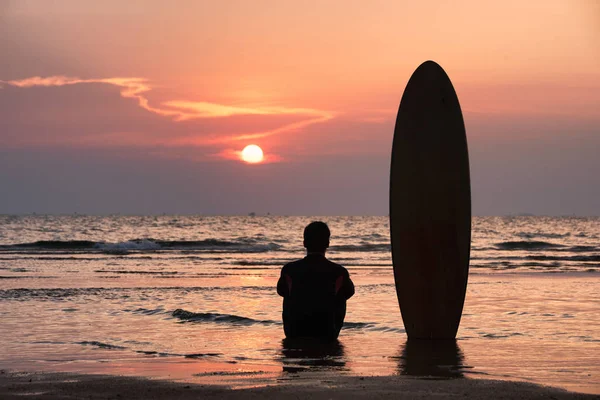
277, 221, 354, 340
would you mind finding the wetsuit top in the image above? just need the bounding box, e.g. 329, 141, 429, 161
277, 254, 355, 340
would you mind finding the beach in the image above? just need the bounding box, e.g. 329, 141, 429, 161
1, 371, 597, 399
1, 215, 598, 396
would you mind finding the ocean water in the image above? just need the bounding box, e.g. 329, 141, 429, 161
0, 215, 598, 393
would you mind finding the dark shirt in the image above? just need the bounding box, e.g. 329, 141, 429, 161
277, 254, 355, 340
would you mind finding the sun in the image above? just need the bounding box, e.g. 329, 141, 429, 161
241, 144, 264, 163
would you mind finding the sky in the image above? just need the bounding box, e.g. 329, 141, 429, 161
1, 0, 599, 215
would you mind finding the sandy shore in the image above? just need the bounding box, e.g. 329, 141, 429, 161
0, 371, 596, 399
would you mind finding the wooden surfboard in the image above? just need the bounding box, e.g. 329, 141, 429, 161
390, 60, 471, 339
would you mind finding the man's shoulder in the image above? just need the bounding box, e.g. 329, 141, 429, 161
282, 258, 306, 270
325, 259, 349, 273
282, 257, 349, 274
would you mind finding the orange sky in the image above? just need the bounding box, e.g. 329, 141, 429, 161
3, 1, 599, 148
0, 0, 599, 214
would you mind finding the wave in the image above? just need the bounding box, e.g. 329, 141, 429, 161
473, 254, 600, 263
170, 309, 403, 333
494, 241, 565, 250
0, 238, 398, 256
6, 238, 592, 257
135, 350, 178, 357
132, 307, 167, 315
569, 245, 598, 252
172, 309, 280, 326
233, 260, 292, 267
75, 341, 235, 360
0, 238, 282, 254
516, 232, 571, 239
78, 340, 182, 357
525, 255, 600, 262
343, 321, 375, 329
96, 240, 161, 253
78, 341, 126, 350
0, 286, 276, 301
0, 275, 57, 279
5, 240, 97, 249
94, 269, 179, 275
330, 243, 391, 252
184, 353, 223, 359
192, 371, 268, 377
231, 259, 392, 268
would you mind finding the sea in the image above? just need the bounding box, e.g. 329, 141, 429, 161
0, 215, 598, 394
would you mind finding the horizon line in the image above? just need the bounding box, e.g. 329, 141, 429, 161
0, 213, 597, 218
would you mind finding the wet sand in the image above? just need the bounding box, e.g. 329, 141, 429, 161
0, 371, 596, 400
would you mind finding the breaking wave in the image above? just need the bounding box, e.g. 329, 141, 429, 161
0, 238, 282, 254
172, 309, 280, 326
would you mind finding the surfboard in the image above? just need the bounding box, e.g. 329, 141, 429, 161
390, 60, 471, 339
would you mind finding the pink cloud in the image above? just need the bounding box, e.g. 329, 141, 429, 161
0, 76, 334, 148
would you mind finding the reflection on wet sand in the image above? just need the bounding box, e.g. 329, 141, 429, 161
280, 338, 347, 373
395, 339, 467, 379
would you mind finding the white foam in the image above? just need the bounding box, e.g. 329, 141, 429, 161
94, 240, 161, 253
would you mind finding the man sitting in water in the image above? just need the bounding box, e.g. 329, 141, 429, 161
277, 221, 355, 340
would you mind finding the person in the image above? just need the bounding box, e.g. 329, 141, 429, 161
277, 221, 355, 340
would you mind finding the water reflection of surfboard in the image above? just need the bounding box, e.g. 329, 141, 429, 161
390, 61, 471, 339
397, 339, 465, 378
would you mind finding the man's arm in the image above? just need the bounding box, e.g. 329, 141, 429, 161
342, 270, 355, 300
277, 267, 289, 297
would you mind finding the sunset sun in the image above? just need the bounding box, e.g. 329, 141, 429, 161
241, 144, 264, 163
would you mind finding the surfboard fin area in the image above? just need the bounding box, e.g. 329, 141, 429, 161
390, 61, 471, 339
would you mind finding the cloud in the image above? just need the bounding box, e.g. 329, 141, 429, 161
0, 76, 334, 147
2, 76, 183, 120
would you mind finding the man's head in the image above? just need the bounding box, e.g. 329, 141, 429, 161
303, 221, 330, 253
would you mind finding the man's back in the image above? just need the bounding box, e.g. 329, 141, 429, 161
277, 254, 354, 340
